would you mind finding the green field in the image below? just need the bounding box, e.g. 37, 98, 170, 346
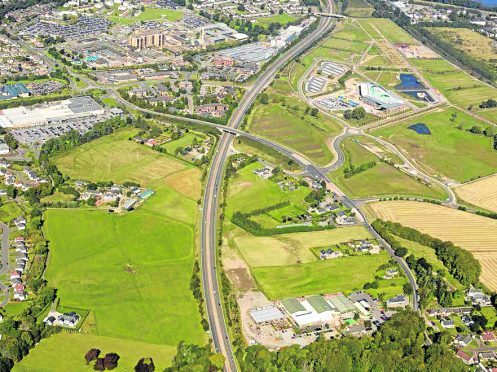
409, 58, 497, 113
19, 129, 206, 369
108, 8, 183, 25
14, 333, 177, 372
358, 18, 416, 44
374, 108, 497, 182
234, 226, 372, 267
329, 137, 447, 199
252, 251, 393, 299
248, 99, 340, 165
233, 137, 301, 172
345, 0, 374, 18
0, 202, 24, 223
226, 162, 310, 218
53, 128, 188, 186
256, 14, 298, 28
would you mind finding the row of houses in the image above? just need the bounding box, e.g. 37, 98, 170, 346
10, 236, 29, 301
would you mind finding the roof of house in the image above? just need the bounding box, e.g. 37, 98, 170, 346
456, 349, 473, 362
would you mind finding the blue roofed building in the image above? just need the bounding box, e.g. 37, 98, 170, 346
0, 83, 31, 100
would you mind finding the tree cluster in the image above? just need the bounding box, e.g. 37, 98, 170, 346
373, 220, 481, 286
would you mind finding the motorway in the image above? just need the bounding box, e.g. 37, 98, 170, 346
200, 2, 335, 370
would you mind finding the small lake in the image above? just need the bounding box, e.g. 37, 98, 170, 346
408, 123, 431, 135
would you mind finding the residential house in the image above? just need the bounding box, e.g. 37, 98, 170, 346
441, 319, 455, 329
455, 350, 476, 365
386, 295, 409, 308
466, 288, 492, 306
454, 334, 472, 348
319, 248, 342, 260
481, 331, 496, 342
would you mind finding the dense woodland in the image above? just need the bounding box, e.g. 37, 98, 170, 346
166, 311, 466, 371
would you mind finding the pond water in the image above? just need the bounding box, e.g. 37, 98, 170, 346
408, 123, 431, 135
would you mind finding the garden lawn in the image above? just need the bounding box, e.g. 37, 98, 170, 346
53, 128, 188, 186
373, 107, 497, 182
0, 202, 24, 223
329, 137, 446, 199
252, 251, 391, 299
14, 333, 177, 372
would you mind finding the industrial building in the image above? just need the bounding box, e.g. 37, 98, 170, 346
281, 294, 357, 328
0, 96, 105, 128
359, 82, 404, 110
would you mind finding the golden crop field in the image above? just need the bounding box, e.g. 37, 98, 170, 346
455, 174, 497, 213
369, 200, 497, 291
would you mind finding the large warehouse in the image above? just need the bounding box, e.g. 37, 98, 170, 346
359, 82, 404, 110
0, 96, 105, 128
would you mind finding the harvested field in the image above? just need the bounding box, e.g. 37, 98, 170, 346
455, 173, 497, 213
369, 200, 497, 291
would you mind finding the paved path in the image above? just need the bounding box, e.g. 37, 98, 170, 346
0, 222, 10, 307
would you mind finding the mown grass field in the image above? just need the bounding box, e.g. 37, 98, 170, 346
248, 96, 340, 166
345, 0, 374, 17
369, 200, 497, 291
252, 251, 394, 300
233, 137, 302, 172
108, 8, 183, 24
256, 13, 298, 28
54, 128, 188, 186
409, 58, 497, 114
225, 162, 310, 218
234, 226, 371, 267
14, 333, 177, 372
21, 131, 206, 369
374, 107, 497, 182
455, 174, 497, 213
329, 137, 446, 199
363, 18, 416, 44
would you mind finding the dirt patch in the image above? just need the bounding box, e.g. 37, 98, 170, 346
223, 253, 256, 291
164, 167, 201, 200
125, 264, 138, 274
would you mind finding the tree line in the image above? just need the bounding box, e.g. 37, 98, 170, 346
373, 220, 481, 286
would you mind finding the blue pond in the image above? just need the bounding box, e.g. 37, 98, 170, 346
397, 74, 425, 90
408, 123, 431, 135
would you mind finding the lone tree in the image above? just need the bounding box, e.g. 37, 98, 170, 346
103, 353, 120, 370
85, 349, 101, 364
135, 357, 155, 372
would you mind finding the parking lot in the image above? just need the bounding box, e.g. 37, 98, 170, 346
12, 113, 114, 147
